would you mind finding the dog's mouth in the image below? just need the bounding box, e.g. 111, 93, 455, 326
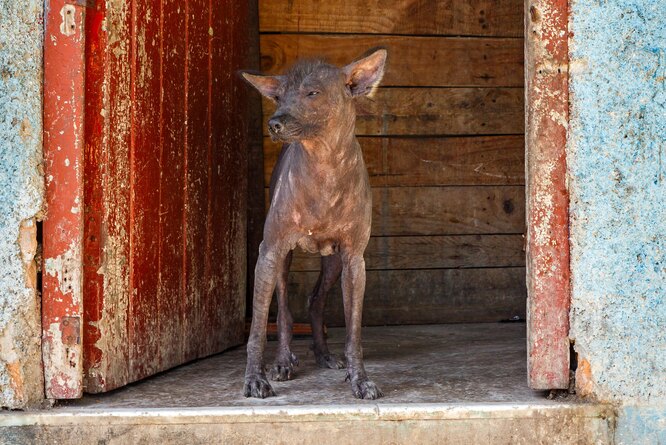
268, 126, 303, 143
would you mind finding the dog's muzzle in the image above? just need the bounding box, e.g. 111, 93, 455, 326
268, 114, 302, 142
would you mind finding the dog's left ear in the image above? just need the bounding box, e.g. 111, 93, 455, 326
342, 48, 387, 98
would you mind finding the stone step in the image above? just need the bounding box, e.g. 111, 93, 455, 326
1, 402, 614, 444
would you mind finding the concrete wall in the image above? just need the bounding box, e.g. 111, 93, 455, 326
0, 0, 45, 408
568, 0, 665, 442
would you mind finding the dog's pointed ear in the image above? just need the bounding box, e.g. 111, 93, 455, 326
240, 72, 283, 101
342, 48, 387, 98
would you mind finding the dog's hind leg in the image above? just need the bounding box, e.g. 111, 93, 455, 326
270, 250, 299, 381
341, 252, 382, 399
308, 254, 345, 369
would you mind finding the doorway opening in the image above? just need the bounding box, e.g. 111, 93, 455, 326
43, 0, 571, 404
249, 0, 528, 399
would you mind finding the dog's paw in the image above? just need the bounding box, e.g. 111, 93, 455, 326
315, 352, 345, 369
243, 374, 276, 398
349, 378, 383, 400
270, 351, 298, 381
270, 363, 295, 381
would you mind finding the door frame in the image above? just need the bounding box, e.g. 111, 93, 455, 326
41, 0, 573, 398
42, 0, 87, 398
524, 0, 572, 389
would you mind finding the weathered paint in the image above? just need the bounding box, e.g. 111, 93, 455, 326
569, 0, 666, 402
568, 0, 666, 441
82, 0, 132, 394
42, 0, 86, 399
615, 404, 666, 445
0, 0, 46, 409
82, 0, 250, 392
525, 0, 571, 389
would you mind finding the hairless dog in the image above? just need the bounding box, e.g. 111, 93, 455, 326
241, 48, 387, 400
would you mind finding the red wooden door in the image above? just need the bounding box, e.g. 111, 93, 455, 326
51, 0, 250, 394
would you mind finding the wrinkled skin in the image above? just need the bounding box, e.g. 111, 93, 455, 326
241, 49, 387, 400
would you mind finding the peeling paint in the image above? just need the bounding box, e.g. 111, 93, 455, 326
81, 0, 133, 392
525, 0, 571, 390
42, 322, 82, 394
59, 5, 76, 37
42, 0, 86, 399
44, 241, 83, 306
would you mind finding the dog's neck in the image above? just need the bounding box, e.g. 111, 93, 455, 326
298, 113, 358, 165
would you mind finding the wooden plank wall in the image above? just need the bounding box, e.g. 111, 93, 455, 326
257, 0, 526, 326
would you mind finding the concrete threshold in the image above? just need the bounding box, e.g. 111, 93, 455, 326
1, 402, 614, 444
1, 325, 615, 444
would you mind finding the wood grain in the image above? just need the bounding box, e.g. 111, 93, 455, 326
271, 267, 527, 326
259, 0, 523, 37
262, 87, 525, 136
290, 234, 525, 271
82, 0, 249, 393
260, 34, 523, 87
254, 0, 527, 329
129, 0, 163, 380
264, 186, 525, 236
371, 186, 525, 235
184, 0, 211, 362
383, 136, 524, 186
264, 135, 524, 187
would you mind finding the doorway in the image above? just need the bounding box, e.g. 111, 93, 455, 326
41, 0, 571, 400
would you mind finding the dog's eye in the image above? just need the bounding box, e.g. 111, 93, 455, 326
273, 95, 280, 102
307, 91, 320, 97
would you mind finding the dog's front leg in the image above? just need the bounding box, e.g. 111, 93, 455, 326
341, 253, 383, 400
244, 241, 285, 398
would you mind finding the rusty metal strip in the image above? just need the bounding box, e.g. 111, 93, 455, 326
525, 0, 571, 389
42, 0, 86, 399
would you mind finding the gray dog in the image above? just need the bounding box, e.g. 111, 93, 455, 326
241, 48, 387, 400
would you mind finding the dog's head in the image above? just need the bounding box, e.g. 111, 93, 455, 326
241, 48, 387, 143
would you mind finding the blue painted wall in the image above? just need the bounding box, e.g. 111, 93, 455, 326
568, 0, 665, 442
0, 0, 45, 408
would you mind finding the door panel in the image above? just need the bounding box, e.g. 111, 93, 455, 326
82, 0, 249, 393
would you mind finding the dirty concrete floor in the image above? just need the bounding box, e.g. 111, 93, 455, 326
62, 323, 554, 409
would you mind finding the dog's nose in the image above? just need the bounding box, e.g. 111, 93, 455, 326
268, 118, 283, 134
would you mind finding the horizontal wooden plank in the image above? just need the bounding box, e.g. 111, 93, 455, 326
260, 34, 524, 87
262, 87, 525, 136
264, 135, 525, 187
265, 186, 525, 236
371, 186, 525, 235
384, 136, 524, 186
270, 267, 527, 326
259, 0, 523, 37
290, 234, 525, 271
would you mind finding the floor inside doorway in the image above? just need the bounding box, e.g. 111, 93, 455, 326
62, 323, 558, 409
62, 323, 547, 408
